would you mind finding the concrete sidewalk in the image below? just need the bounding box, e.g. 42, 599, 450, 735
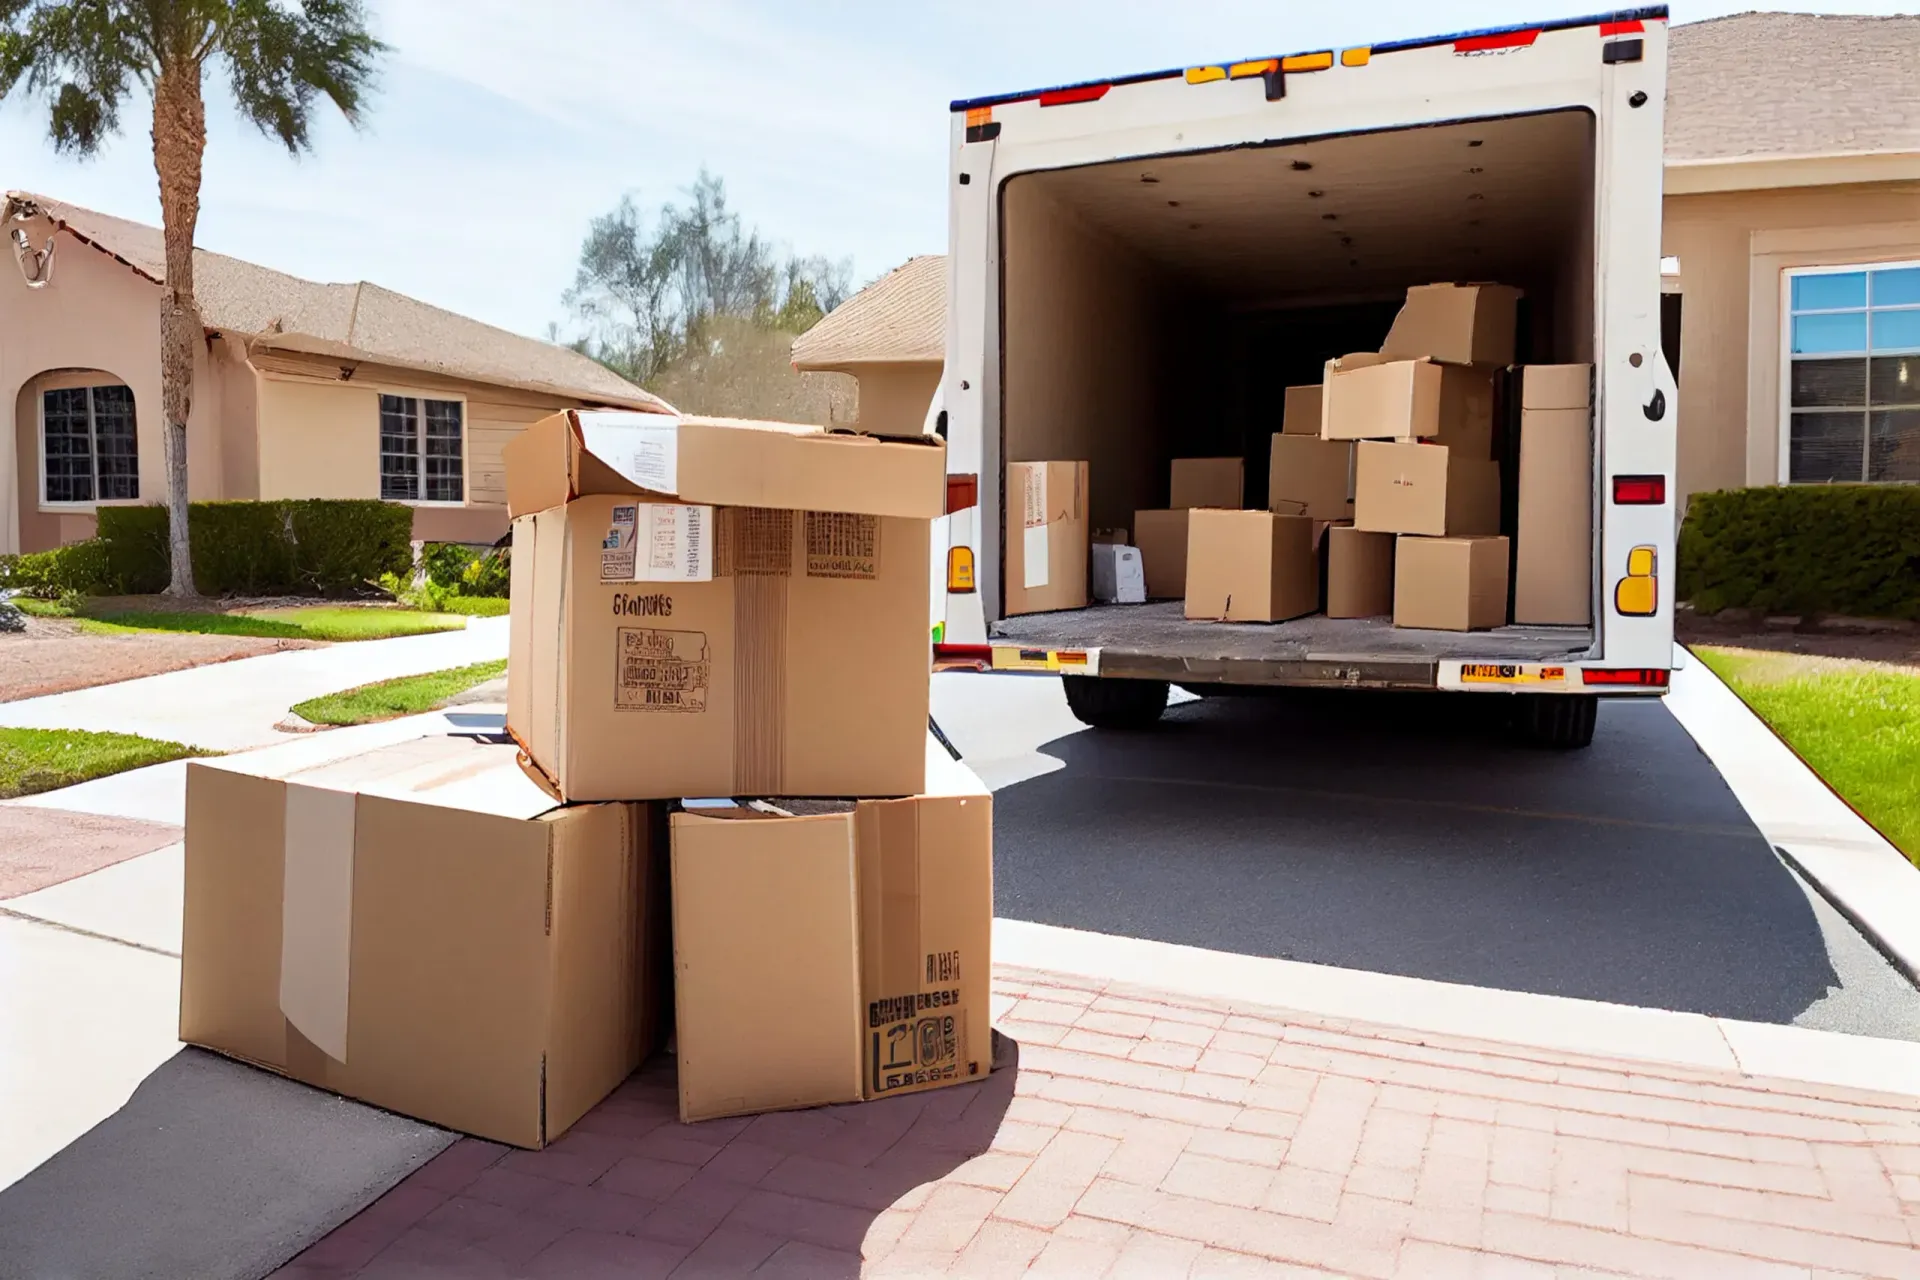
279, 962, 1920, 1279
0, 617, 508, 752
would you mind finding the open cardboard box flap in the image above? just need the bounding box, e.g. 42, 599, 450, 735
504, 408, 946, 519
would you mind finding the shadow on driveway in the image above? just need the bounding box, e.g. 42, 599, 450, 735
993, 688, 1840, 1024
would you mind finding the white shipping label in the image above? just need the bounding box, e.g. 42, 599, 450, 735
576, 410, 681, 495
1024, 523, 1050, 589
603, 504, 713, 583
280, 785, 357, 1065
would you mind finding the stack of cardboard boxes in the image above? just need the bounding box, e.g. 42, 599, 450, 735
179, 408, 997, 1147
1002, 282, 1594, 634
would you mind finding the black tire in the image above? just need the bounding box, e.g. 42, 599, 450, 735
1062, 675, 1169, 730
1517, 694, 1598, 749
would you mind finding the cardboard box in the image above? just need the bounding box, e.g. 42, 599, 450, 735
1091, 543, 1146, 604
1005, 461, 1089, 616
1184, 510, 1318, 623
1267, 435, 1354, 521
1380, 282, 1523, 367
1326, 527, 1395, 618
509, 494, 930, 802
1282, 384, 1323, 436
1170, 457, 1245, 510
504, 409, 945, 520
1322, 355, 1494, 454
1353, 442, 1501, 538
1133, 509, 1190, 599
179, 734, 665, 1150
1394, 535, 1511, 631
1514, 365, 1594, 625
670, 747, 993, 1122
1520, 363, 1592, 411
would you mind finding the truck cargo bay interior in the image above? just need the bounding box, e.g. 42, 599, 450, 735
991, 109, 1599, 680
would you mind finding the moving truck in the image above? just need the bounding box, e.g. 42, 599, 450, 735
928, 9, 1679, 749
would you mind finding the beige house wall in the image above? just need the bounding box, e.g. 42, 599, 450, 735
1662, 180, 1920, 500
844, 362, 942, 437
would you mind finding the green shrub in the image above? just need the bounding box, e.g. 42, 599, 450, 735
1679, 486, 1920, 620
419, 542, 509, 598
0, 540, 115, 599
461, 546, 510, 597
421, 542, 478, 590
94, 500, 414, 598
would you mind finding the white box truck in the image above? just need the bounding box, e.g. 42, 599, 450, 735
928, 9, 1679, 749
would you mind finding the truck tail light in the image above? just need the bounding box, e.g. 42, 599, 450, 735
1612, 475, 1666, 505
947, 546, 976, 593
1582, 668, 1670, 688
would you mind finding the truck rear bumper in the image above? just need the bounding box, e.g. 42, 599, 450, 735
976, 602, 1604, 692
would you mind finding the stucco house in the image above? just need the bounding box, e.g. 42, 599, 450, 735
2, 192, 668, 556
793, 12, 1920, 501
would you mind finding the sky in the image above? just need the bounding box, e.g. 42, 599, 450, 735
3, 1, 1911, 342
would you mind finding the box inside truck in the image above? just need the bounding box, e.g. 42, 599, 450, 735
991, 109, 1600, 669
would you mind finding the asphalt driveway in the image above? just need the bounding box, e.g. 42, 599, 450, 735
940, 677, 1920, 1040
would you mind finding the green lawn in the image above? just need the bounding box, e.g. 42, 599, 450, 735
291, 659, 508, 727
1696, 646, 1920, 867
18, 600, 469, 641
0, 727, 212, 799
436, 596, 510, 617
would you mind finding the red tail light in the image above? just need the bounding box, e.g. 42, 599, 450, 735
1612, 475, 1666, 505
933, 643, 993, 670
1039, 84, 1110, 106
1582, 668, 1670, 687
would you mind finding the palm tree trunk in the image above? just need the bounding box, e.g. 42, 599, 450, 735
152, 66, 206, 599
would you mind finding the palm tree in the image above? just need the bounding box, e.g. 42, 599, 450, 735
1, 2, 383, 596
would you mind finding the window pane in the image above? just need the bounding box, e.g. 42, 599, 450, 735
1869, 410, 1920, 483
422, 400, 463, 503
1790, 358, 1866, 407
42, 387, 94, 503
1870, 266, 1920, 307
89, 385, 140, 501
1870, 355, 1920, 407
1788, 411, 1865, 483
1792, 271, 1866, 311
379, 394, 419, 501
1871, 308, 1920, 353
1792, 311, 1867, 354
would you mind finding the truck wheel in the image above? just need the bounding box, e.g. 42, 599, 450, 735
1063, 676, 1169, 730
1518, 694, 1598, 749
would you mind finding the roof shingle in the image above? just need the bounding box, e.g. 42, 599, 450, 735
790, 254, 945, 370
9, 191, 670, 411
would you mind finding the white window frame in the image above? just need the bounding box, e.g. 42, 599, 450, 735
37, 380, 141, 511
1778, 258, 1920, 485
377, 391, 469, 507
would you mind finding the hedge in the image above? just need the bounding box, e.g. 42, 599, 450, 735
1678, 485, 1920, 620
0, 539, 114, 599
94, 500, 414, 597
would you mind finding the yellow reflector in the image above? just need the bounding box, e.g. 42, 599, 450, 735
1228, 58, 1278, 79
1281, 51, 1334, 72
947, 546, 976, 593
1614, 544, 1658, 616
965, 106, 992, 128
1186, 66, 1226, 84
1341, 47, 1372, 67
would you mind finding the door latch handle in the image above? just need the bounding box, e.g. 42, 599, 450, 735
1643, 389, 1666, 421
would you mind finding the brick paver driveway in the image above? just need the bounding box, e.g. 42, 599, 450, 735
280, 967, 1920, 1278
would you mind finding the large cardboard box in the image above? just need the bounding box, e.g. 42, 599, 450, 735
179, 734, 665, 1150
1170, 457, 1245, 510
510, 494, 931, 802
1282, 384, 1322, 436
670, 747, 993, 1122
1005, 461, 1089, 616
1133, 509, 1190, 599
505, 409, 945, 520
1354, 442, 1501, 538
1267, 435, 1354, 521
1322, 355, 1494, 454
1515, 365, 1594, 625
1380, 282, 1523, 367
1184, 510, 1318, 623
1394, 536, 1511, 631
1326, 526, 1395, 618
